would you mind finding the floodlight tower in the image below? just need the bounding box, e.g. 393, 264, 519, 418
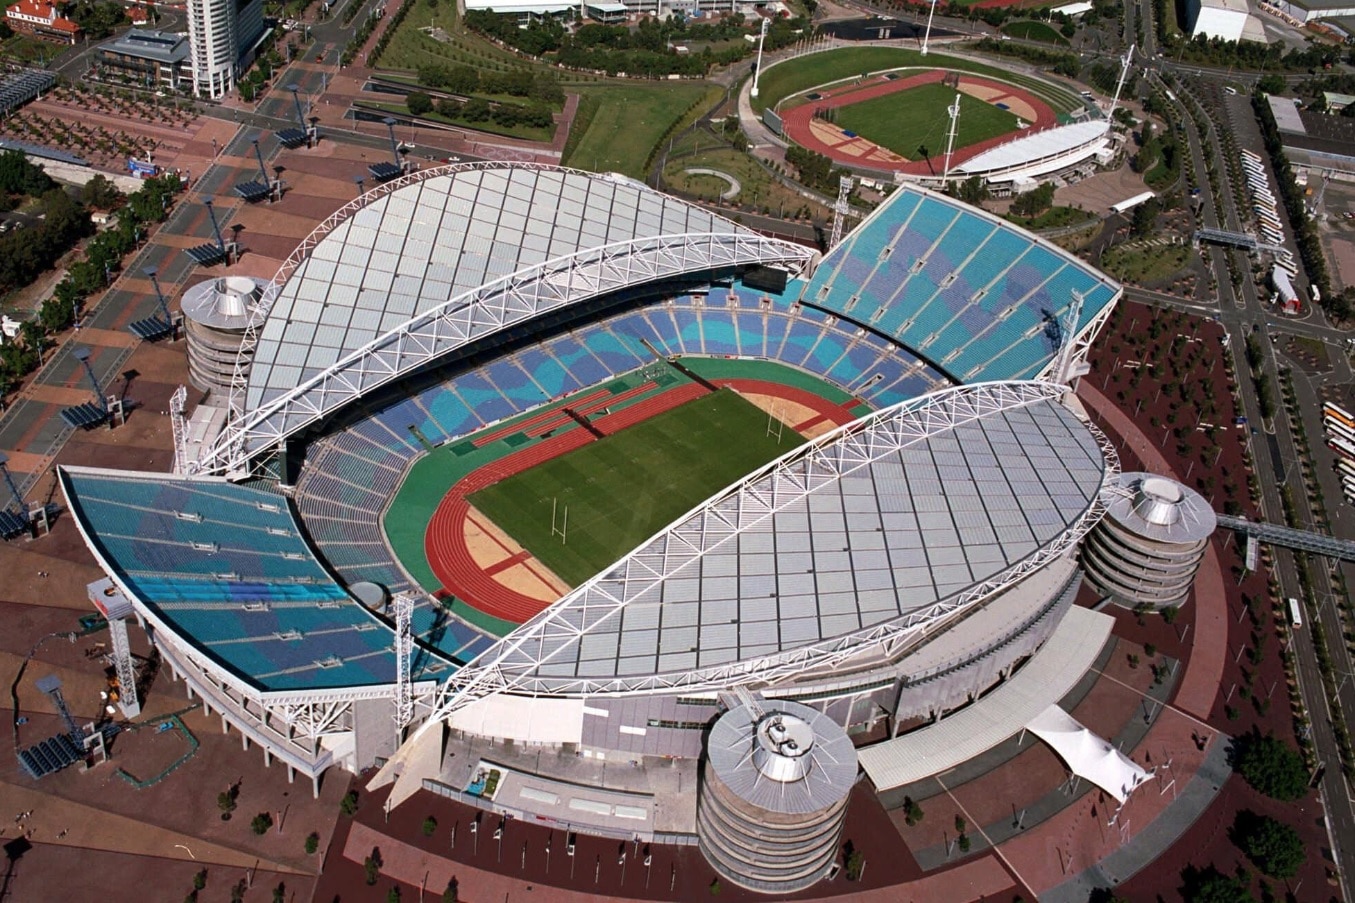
144, 265, 175, 338
393, 591, 415, 738
382, 117, 406, 173
202, 198, 234, 263
72, 346, 108, 418
751, 16, 769, 98
1108, 43, 1135, 122
829, 175, 853, 249
0, 450, 24, 516
287, 83, 307, 130
1051, 289, 1086, 387
170, 385, 189, 475
921, 0, 938, 55
942, 92, 961, 187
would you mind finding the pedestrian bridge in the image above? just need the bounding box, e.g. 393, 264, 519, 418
1217, 515, 1355, 562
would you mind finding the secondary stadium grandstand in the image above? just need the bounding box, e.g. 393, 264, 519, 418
62, 163, 1123, 883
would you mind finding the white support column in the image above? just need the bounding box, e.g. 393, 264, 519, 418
241, 732, 249, 752
311, 774, 320, 799
287, 765, 295, 784
263, 747, 272, 768
106, 617, 142, 718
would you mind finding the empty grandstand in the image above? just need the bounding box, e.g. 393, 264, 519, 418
63, 162, 1127, 890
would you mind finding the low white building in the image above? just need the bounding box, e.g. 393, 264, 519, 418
1188, 0, 1250, 41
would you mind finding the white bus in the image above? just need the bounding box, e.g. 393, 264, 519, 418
1327, 420, 1355, 445
1324, 401, 1355, 426
1337, 458, 1355, 481
1330, 435, 1355, 460
1289, 597, 1303, 629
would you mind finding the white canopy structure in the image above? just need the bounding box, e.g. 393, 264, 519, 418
1026, 704, 1151, 803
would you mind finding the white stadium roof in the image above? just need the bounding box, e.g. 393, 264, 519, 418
430, 380, 1117, 711
201, 164, 812, 475
955, 121, 1110, 178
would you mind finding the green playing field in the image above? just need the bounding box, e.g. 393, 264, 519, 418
468, 389, 801, 587
832, 84, 1022, 159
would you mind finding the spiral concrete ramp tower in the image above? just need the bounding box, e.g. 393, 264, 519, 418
1082, 471, 1217, 608
697, 698, 858, 894
180, 275, 264, 397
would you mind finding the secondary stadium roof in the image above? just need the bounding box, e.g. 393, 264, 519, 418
954, 120, 1110, 177
200, 163, 813, 475
430, 380, 1118, 709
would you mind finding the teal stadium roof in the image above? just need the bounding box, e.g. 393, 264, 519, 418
800, 185, 1119, 383
60, 467, 455, 693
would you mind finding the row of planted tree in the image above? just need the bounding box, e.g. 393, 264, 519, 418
0, 168, 182, 400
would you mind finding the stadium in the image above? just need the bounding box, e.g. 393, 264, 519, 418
59, 162, 1123, 890
764, 50, 1123, 194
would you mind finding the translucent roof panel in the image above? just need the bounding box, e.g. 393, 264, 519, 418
246, 167, 737, 413
480, 382, 1111, 692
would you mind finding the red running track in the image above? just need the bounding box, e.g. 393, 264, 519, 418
423, 380, 867, 626
781, 69, 1058, 176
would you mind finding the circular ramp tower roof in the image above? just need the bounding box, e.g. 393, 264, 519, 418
1082, 471, 1216, 608
698, 699, 857, 893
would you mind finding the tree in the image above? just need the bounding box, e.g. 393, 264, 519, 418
1232, 810, 1305, 878
441, 877, 460, 903
304, 832, 319, 855
387, 886, 402, 903
365, 848, 384, 885
192, 869, 207, 891
217, 788, 238, 818
340, 790, 359, 816
272, 882, 286, 903
82, 174, 122, 210
422, 816, 438, 837
903, 796, 924, 825
251, 812, 274, 835
406, 92, 433, 117
845, 847, 865, 880
1179, 864, 1257, 903
1257, 74, 1286, 95
956, 175, 989, 206
1130, 198, 1160, 238
1231, 731, 1310, 801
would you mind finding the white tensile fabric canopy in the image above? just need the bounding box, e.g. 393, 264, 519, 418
1026, 705, 1152, 804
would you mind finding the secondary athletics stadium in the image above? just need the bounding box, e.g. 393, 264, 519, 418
61, 162, 1124, 891
763, 49, 1119, 192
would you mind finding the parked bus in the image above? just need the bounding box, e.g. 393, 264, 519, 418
1327, 420, 1355, 445
1329, 435, 1355, 460
1324, 401, 1355, 427
1289, 597, 1303, 629
1338, 458, 1355, 481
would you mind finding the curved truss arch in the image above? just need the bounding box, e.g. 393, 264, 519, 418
200, 228, 813, 475
425, 380, 1120, 721
222, 162, 621, 421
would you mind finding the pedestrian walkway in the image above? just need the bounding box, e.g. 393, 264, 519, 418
1217, 513, 1355, 562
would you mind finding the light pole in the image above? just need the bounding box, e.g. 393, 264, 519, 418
494, 821, 503, 863
750, 16, 769, 98
921, 0, 938, 55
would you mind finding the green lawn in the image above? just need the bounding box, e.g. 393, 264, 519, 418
1001, 20, 1071, 45
469, 389, 800, 585
833, 84, 1021, 158
753, 48, 1012, 113
564, 83, 715, 178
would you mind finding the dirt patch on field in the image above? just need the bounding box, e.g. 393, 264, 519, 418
463, 504, 569, 604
